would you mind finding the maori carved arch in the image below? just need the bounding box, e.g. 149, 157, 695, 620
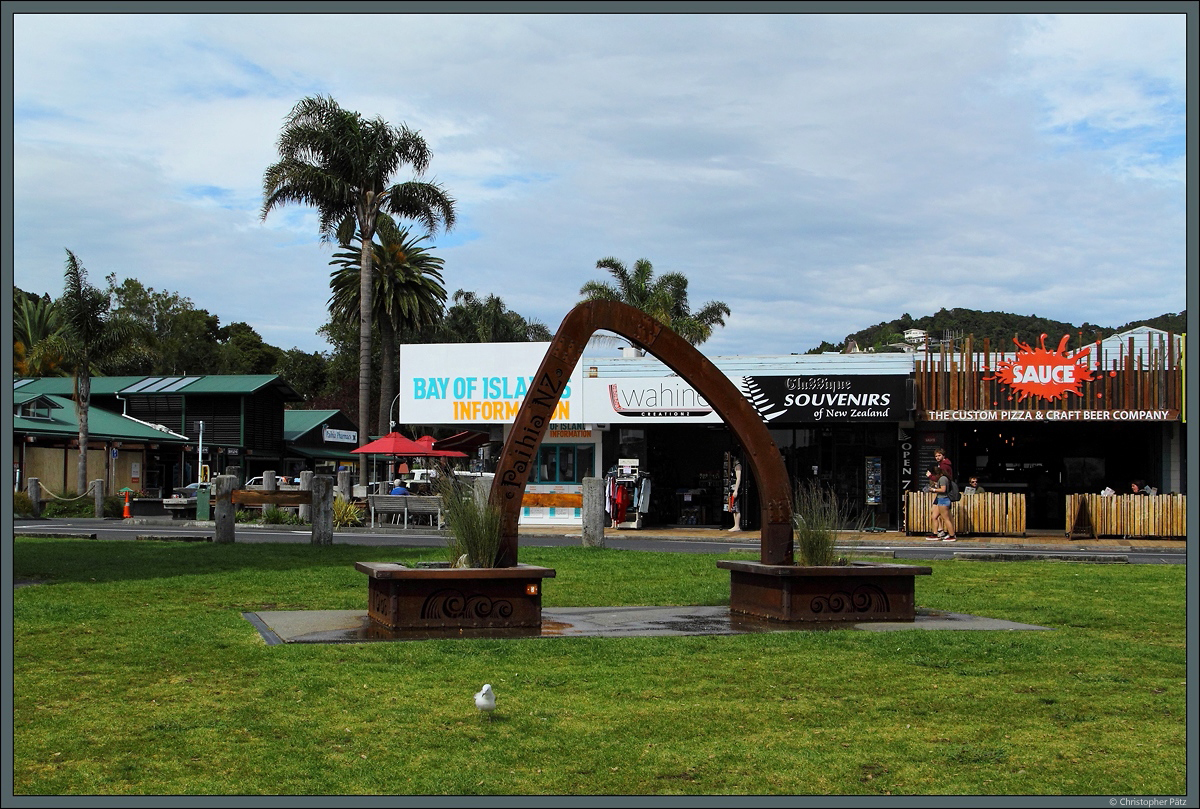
487, 300, 795, 568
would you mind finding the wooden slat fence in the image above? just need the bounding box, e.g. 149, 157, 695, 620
1065, 494, 1186, 539
905, 491, 1026, 537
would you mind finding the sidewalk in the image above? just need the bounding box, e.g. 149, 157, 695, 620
31, 516, 1185, 554
514, 523, 1187, 553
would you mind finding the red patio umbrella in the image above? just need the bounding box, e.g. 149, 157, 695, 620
351, 432, 467, 458
351, 432, 466, 491
351, 431, 432, 456
416, 435, 468, 458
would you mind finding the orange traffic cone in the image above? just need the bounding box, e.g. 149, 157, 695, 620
123, 490, 131, 518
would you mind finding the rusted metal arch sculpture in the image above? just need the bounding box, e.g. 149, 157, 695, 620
487, 300, 794, 568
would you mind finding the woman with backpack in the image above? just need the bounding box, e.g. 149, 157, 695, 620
925, 463, 957, 542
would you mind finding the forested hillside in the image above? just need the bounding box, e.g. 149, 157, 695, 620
807, 308, 1187, 354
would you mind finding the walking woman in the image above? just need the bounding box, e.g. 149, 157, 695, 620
925, 464, 957, 541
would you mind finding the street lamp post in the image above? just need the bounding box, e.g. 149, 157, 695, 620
389, 392, 402, 432
196, 420, 204, 486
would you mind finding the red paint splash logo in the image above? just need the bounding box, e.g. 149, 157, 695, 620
988, 334, 1095, 402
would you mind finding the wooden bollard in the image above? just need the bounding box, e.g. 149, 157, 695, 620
311, 475, 333, 545
213, 474, 237, 544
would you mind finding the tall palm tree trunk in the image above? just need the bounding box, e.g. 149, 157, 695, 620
358, 235, 374, 482
75, 370, 91, 495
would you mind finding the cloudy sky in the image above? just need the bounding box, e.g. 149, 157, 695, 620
8, 9, 1190, 358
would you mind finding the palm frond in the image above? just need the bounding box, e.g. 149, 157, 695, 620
578, 256, 731, 346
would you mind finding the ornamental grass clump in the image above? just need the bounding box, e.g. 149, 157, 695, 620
331, 495, 362, 528
261, 506, 304, 525
792, 482, 863, 566
433, 471, 501, 568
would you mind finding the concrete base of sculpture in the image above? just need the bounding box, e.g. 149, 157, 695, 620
716, 560, 932, 623
355, 562, 556, 634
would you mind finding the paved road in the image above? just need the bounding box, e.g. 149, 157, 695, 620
13, 518, 1185, 564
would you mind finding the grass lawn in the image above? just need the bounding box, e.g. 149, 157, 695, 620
10, 537, 1187, 796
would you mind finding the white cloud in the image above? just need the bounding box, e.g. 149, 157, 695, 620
8, 11, 1187, 360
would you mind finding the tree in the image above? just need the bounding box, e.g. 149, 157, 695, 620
438, 290, 552, 343
329, 226, 447, 433
275, 347, 330, 405
106, 276, 222, 375
805, 340, 844, 355
28, 251, 147, 494
262, 95, 456, 475
579, 257, 730, 347
216, 322, 283, 375
13, 293, 65, 377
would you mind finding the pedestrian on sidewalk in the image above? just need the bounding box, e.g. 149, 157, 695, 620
926, 464, 957, 542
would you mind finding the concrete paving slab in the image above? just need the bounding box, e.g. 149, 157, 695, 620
246, 606, 1052, 644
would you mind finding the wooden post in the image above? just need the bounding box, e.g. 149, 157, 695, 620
27, 477, 40, 518
311, 474, 333, 545
213, 474, 237, 544
1068, 495, 1095, 539
582, 476, 606, 548
298, 471, 313, 522
336, 469, 351, 502
92, 479, 105, 518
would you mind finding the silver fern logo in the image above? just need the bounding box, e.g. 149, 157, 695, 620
738, 377, 787, 421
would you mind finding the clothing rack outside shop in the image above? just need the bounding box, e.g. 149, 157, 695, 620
605, 458, 651, 529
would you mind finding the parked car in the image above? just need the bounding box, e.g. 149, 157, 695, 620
244, 475, 290, 488
171, 482, 209, 497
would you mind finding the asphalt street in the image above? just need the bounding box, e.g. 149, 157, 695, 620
12, 517, 1186, 564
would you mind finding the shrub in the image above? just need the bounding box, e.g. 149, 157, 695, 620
12, 490, 35, 517
331, 496, 362, 528
434, 472, 501, 568
102, 495, 124, 518
40, 492, 100, 518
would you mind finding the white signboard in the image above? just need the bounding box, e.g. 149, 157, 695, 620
401, 343, 914, 426
584, 377, 723, 424
400, 343, 584, 424
323, 427, 358, 443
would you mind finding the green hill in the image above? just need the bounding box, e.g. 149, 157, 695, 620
807, 308, 1187, 354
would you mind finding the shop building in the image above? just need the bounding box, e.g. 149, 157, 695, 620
280, 409, 361, 480
13, 386, 190, 496
14, 374, 303, 493
398, 342, 916, 529
398, 325, 1186, 534
914, 327, 1186, 530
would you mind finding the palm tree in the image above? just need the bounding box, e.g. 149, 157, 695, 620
440, 290, 552, 343
28, 251, 147, 493
262, 95, 455, 476
329, 226, 448, 433
580, 257, 731, 347
13, 294, 65, 377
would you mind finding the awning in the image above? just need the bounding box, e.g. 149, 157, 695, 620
434, 430, 492, 453
287, 445, 361, 461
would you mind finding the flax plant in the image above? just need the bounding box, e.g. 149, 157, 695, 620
792, 482, 864, 566
434, 472, 502, 567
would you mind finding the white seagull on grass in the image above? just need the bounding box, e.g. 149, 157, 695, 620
474, 683, 496, 721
